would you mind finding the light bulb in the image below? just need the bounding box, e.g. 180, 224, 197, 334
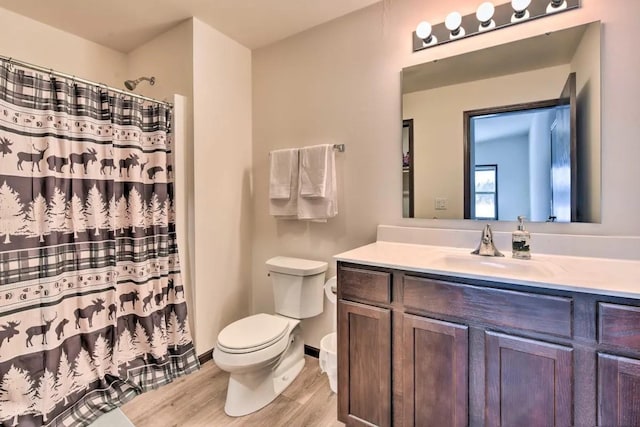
547, 0, 567, 13
512, 0, 532, 11
415, 21, 437, 46
476, 2, 496, 31
511, 0, 531, 22
445, 12, 462, 31
445, 12, 465, 39
416, 21, 432, 40
476, 2, 495, 22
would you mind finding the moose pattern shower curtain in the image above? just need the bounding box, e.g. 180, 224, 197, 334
0, 62, 198, 426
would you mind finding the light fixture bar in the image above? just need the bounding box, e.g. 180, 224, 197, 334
412, 0, 580, 52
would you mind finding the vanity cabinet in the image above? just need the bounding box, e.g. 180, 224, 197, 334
337, 261, 640, 427
484, 331, 573, 427
402, 314, 468, 427
598, 353, 640, 425
597, 303, 640, 425
337, 266, 392, 427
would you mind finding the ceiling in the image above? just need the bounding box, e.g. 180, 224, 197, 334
0, 0, 381, 53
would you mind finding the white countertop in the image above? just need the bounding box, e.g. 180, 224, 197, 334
334, 241, 640, 299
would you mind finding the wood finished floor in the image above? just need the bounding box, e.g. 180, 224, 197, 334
121, 355, 344, 427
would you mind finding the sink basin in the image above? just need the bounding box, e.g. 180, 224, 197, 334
435, 253, 564, 279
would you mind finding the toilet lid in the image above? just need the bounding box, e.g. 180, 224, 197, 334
217, 313, 290, 353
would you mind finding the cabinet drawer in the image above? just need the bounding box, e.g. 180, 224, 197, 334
403, 276, 572, 338
599, 303, 640, 351
338, 266, 391, 305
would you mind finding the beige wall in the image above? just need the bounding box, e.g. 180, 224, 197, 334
192, 18, 253, 354
128, 17, 254, 355
127, 18, 254, 355
252, 4, 393, 348
126, 20, 194, 102
0, 7, 127, 87
403, 64, 570, 219
126, 19, 197, 345
253, 0, 640, 348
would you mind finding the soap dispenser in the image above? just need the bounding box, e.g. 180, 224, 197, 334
512, 216, 531, 259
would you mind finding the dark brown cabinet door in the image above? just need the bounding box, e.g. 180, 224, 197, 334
485, 331, 573, 427
337, 299, 391, 426
598, 353, 640, 426
402, 314, 468, 427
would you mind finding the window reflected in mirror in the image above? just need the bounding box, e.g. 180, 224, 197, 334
474, 165, 498, 220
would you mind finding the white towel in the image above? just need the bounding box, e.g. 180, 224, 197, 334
299, 145, 331, 198
269, 148, 299, 217
269, 148, 297, 199
297, 145, 338, 220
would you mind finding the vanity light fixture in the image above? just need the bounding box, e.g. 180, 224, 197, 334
547, 0, 568, 13
476, 2, 496, 31
511, 0, 532, 22
416, 21, 438, 47
445, 12, 465, 39
412, 0, 580, 52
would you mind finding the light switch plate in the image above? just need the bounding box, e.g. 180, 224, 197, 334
435, 198, 448, 210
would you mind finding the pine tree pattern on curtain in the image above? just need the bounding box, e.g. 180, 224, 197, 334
0, 61, 199, 426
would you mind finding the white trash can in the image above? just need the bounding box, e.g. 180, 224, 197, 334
319, 332, 337, 393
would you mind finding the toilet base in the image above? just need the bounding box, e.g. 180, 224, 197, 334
224, 328, 305, 417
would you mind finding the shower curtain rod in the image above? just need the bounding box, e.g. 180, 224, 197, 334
0, 54, 172, 107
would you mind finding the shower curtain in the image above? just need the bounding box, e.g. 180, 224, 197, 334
0, 62, 198, 426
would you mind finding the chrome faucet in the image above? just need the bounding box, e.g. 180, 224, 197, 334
471, 224, 504, 257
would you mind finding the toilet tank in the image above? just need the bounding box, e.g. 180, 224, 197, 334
266, 256, 328, 319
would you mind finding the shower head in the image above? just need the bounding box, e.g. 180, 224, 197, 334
124, 76, 155, 91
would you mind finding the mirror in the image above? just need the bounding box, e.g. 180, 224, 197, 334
402, 21, 601, 222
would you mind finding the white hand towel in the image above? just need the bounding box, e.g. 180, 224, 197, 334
299, 144, 331, 198
269, 148, 297, 199
269, 148, 299, 217
297, 145, 338, 220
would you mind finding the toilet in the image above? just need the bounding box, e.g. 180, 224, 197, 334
213, 256, 327, 416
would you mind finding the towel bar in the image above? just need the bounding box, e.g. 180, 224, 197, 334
269, 144, 345, 156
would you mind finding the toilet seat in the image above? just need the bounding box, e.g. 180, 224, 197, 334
217, 313, 290, 354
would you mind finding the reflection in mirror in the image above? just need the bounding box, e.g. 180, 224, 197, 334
464, 72, 576, 222
402, 21, 601, 223
402, 119, 414, 217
